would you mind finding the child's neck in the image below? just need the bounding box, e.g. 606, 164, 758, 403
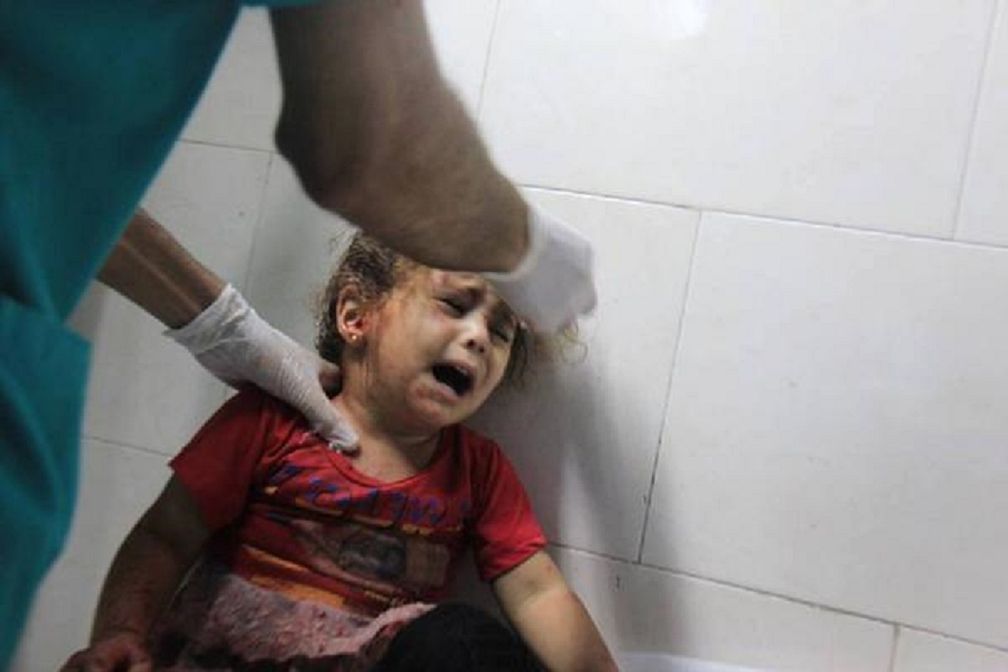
331, 392, 441, 477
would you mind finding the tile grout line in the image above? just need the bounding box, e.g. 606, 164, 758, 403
239, 151, 277, 296
83, 434, 176, 460
887, 625, 901, 672
639, 560, 1008, 656
550, 540, 632, 566
895, 628, 1008, 658
633, 209, 703, 564
950, 0, 1003, 241
475, 0, 504, 120
177, 137, 273, 155
230, 151, 282, 410
519, 182, 1008, 253
559, 542, 1008, 657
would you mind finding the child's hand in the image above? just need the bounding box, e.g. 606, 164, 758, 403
59, 631, 152, 672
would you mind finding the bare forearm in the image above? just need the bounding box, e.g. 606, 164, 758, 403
270, 0, 528, 273
511, 587, 618, 672
91, 523, 194, 643
97, 209, 224, 329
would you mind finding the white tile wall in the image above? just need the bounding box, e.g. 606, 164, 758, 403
643, 213, 1008, 647
181, 9, 281, 151
554, 547, 894, 672
449, 545, 895, 671
243, 158, 355, 351
893, 629, 1008, 672
956, 2, 1008, 247
479, 0, 995, 237
470, 189, 699, 560
11, 440, 171, 672
20, 0, 1008, 667
424, 0, 499, 114
182, 1, 497, 150
83, 142, 270, 455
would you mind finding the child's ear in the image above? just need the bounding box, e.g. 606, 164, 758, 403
336, 285, 369, 344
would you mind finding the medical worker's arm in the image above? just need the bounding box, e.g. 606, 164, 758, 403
98, 210, 356, 447
269, 0, 596, 332
494, 551, 618, 671
97, 209, 223, 330
58, 478, 208, 672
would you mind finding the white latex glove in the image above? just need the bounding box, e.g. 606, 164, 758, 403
165, 284, 358, 450
484, 206, 597, 332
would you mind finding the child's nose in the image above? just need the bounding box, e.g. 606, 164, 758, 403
465, 337, 487, 355
462, 318, 490, 355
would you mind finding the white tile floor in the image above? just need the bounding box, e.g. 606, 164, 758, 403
16, 2, 1008, 669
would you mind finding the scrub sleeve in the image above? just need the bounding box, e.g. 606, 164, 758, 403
0, 0, 315, 664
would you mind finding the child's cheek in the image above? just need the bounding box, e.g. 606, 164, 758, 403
487, 355, 507, 388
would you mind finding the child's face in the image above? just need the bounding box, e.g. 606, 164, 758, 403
361, 269, 518, 432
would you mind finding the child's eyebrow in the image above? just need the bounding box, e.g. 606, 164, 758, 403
442, 274, 518, 328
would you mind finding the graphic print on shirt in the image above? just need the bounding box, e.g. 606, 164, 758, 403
247, 448, 472, 605
284, 518, 451, 596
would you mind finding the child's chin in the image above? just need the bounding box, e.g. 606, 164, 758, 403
412, 401, 470, 429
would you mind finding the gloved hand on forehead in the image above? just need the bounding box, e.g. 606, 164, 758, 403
484, 206, 597, 333
166, 284, 358, 451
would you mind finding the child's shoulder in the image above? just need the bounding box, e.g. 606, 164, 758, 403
451, 425, 528, 493
220, 385, 308, 428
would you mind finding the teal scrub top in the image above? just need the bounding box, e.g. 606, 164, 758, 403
0, 0, 315, 665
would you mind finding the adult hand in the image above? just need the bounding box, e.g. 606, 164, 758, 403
59, 632, 152, 672
485, 206, 597, 333
166, 284, 358, 450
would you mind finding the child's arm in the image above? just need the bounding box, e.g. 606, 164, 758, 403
59, 477, 210, 672
493, 551, 619, 672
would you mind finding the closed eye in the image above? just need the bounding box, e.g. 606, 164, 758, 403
439, 298, 465, 316
490, 324, 514, 344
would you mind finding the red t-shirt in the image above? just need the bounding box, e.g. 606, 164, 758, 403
171, 388, 546, 617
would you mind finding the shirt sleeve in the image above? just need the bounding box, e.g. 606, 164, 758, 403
170, 387, 279, 530
468, 437, 547, 582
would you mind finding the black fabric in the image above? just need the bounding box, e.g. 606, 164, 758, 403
371, 603, 543, 672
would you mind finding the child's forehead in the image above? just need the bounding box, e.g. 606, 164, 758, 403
399, 267, 484, 293
429, 269, 488, 291
408, 269, 518, 321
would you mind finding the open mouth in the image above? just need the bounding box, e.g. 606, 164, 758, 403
431, 363, 474, 397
